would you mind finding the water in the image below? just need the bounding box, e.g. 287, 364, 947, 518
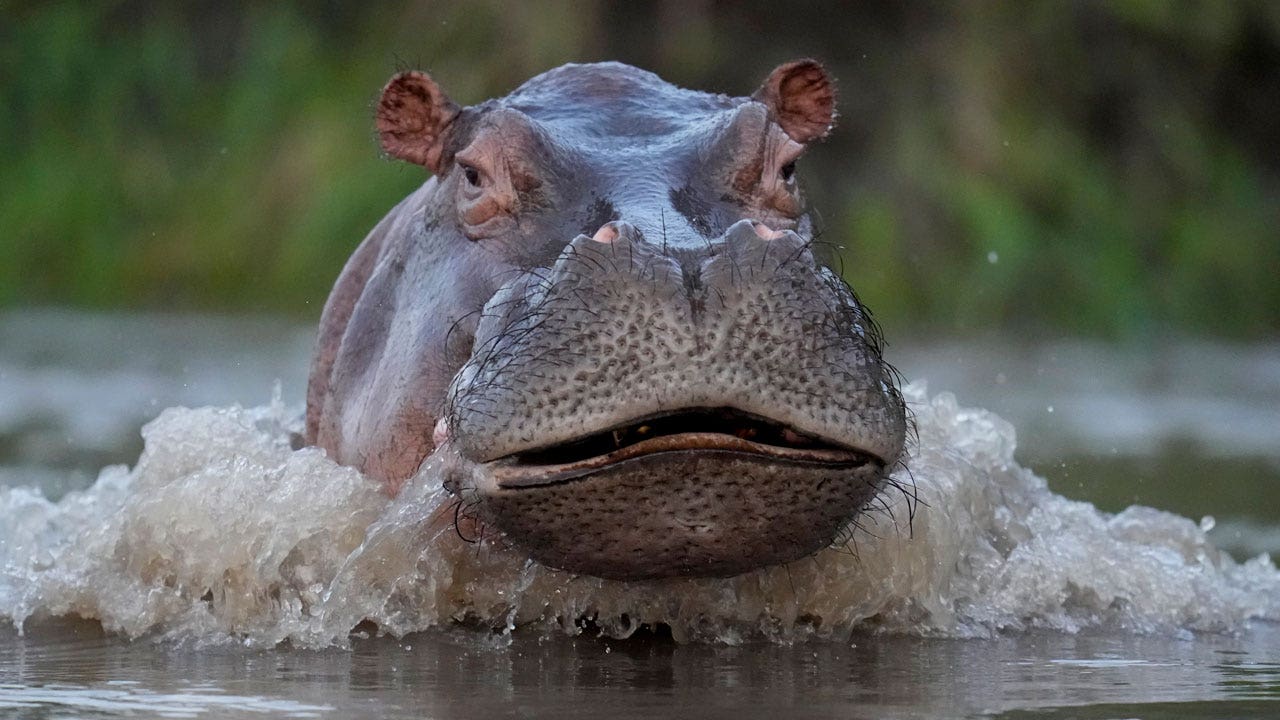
3, 620, 1278, 719
1, 309, 1279, 717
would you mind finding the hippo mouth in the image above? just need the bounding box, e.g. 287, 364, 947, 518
488, 407, 879, 489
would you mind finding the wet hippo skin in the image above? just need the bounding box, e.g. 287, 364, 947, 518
305, 61, 907, 580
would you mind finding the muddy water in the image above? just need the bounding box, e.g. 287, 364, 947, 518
1, 309, 1278, 718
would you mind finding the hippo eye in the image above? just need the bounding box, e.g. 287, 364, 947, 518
780, 161, 797, 183
460, 162, 481, 187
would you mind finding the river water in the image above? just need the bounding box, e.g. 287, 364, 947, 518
1, 308, 1278, 718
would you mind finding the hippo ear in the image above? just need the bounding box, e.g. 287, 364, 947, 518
753, 59, 836, 143
376, 71, 461, 173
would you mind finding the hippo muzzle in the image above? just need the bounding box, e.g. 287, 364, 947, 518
438, 219, 903, 579
306, 61, 907, 580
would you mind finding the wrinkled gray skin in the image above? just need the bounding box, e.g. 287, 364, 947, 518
306, 61, 907, 580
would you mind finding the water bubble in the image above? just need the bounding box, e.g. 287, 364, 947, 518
987, 251, 999, 264
32, 549, 55, 571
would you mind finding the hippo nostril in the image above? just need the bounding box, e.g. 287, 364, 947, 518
591, 223, 620, 244
751, 221, 786, 241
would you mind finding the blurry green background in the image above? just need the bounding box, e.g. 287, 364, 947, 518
2, 0, 1279, 338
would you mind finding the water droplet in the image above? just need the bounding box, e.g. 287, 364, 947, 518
32, 549, 55, 570
987, 251, 999, 264
1047, 405, 1054, 413
1199, 516, 1216, 532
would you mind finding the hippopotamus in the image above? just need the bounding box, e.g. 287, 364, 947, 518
305, 60, 906, 580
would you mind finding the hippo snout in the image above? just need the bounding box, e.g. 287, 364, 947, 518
439, 218, 905, 579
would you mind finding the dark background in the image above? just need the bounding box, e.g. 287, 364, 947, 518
3, 1, 1279, 339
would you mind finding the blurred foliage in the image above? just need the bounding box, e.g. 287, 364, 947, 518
1, 0, 1278, 338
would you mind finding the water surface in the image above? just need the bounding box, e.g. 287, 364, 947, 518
3, 619, 1279, 719
1, 309, 1278, 718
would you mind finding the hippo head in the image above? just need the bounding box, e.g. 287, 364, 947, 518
306, 61, 907, 580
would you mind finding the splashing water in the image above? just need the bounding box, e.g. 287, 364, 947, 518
1, 384, 1276, 647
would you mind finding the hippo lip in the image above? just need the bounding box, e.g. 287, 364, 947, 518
487, 407, 880, 489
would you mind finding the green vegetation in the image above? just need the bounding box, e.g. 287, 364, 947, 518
2, 1, 1278, 338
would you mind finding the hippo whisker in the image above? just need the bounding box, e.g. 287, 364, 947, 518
884, 461, 922, 523
777, 236, 818, 272
832, 520, 869, 552
659, 207, 668, 255
561, 243, 610, 276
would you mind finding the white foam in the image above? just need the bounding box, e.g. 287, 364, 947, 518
2, 384, 1276, 647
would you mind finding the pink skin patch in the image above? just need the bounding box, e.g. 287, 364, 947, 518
432, 418, 451, 448
781, 427, 808, 445
753, 222, 785, 241
591, 223, 619, 244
